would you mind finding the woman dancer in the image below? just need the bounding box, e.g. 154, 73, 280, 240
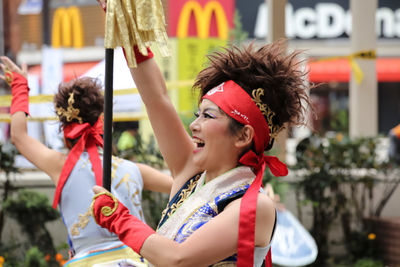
92, 40, 310, 266
0, 56, 172, 266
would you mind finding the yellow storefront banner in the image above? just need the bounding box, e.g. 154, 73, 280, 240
177, 38, 226, 112
177, 1, 229, 39
176, 0, 230, 113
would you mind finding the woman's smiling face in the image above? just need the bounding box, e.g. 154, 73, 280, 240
189, 99, 241, 179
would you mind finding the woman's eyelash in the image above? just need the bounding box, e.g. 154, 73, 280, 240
194, 111, 215, 119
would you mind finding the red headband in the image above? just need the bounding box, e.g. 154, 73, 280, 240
53, 116, 104, 209
203, 80, 288, 266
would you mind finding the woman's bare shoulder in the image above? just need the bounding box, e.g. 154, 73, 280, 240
223, 191, 275, 218
223, 191, 275, 246
257, 192, 275, 212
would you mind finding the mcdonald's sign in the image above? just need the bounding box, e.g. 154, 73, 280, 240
51, 6, 84, 48
168, 0, 234, 40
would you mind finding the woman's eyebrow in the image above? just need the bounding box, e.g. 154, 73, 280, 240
202, 107, 220, 113
202, 107, 221, 115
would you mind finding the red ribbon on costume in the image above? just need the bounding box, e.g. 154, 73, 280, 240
203, 80, 288, 266
52, 116, 104, 209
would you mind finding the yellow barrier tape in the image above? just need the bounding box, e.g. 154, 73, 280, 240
313, 50, 376, 85
0, 80, 195, 106
0, 94, 54, 106
0, 80, 196, 122
0, 112, 148, 122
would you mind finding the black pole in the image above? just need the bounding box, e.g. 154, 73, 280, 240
0, 0, 4, 55
103, 48, 114, 191
42, 0, 50, 46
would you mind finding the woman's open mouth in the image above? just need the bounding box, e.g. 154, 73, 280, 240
193, 138, 205, 148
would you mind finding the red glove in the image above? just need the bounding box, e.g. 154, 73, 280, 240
133, 45, 154, 64
122, 46, 154, 65
10, 72, 30, 115
91, 192, 155, 254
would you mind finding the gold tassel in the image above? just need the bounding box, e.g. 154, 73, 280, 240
105, 0, 170, 68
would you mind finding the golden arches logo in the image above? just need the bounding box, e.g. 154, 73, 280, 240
51, 6, 84, 48
177, 0, 229, 39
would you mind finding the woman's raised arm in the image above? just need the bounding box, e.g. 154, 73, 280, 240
0, 56, 65, 184
129, 58, 200, 180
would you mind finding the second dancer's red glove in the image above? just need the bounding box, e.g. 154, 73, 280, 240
10, 72, 30, 115
91, 192, 155, 254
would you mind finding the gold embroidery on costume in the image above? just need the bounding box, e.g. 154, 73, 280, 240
156, 167, 257, 265
111, 156, 123, 183
112, 155, 123, 164
70, 208, 92, 236
251, 88, 283, 142
91, 192, 119, 225
161, 175, 200, 220
109, 156, 143, 217
172, 182, 251, 242
115, 173, 133, 195
79, 157, 90, 170
131, 188, 141, 206
56, 93, 83, 124
209, 201, 218, 214
111, 156, 143, 215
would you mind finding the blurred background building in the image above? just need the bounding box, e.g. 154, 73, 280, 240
1, 0, 400, 265
1, 0, 399, 142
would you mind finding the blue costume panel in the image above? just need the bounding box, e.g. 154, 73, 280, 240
157, 166, 271, 266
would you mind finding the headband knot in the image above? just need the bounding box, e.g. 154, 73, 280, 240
53, 116, 104, 209
239, 150, 288, 177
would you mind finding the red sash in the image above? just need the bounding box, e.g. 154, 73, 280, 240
53, 117, 104, 209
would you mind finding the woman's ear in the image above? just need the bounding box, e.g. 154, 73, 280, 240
235, 125, 254, 149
